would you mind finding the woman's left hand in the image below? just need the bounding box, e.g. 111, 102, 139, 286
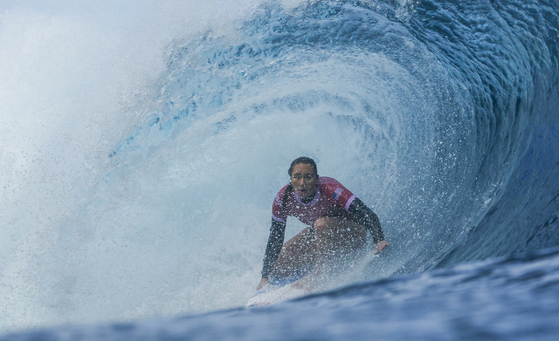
374, 240, 390, 254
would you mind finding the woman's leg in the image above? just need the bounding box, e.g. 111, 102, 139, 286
295, 217, 367, 289
313, 217, 367, 263
272, 227, 316, 279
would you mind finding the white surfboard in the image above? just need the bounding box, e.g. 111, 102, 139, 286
246, 278, 308, 308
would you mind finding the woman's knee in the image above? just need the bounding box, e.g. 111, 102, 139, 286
313, 217, 338, 236
314, 218, 366, 244
313, 217, 329, 230
313, 217, 348, 239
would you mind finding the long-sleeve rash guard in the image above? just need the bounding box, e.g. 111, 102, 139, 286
261, 177, 384, 279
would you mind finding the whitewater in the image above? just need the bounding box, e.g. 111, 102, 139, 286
1, 0, 558, 339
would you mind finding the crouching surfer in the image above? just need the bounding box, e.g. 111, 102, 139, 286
257, 157, 390, 292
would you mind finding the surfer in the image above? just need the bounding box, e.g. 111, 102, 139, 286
257, 157, 390, 291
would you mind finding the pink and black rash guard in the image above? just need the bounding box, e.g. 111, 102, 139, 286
261, 177, 385, 279
272, 177, 356, 225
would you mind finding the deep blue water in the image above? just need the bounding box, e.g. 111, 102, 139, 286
3, 247, 559, 340
1, 0, 558, 339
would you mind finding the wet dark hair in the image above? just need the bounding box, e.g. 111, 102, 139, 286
288, 157, 318, 177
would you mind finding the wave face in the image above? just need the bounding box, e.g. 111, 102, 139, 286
4, 247, 559, 341
1, 0, 558, 333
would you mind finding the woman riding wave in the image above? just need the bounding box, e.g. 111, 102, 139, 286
257, 157, 390, 291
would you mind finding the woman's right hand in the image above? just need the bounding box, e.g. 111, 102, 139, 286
256, 278, 270, 290
374, 240, 390, 254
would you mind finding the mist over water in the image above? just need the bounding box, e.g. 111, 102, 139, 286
1, 0, 558, 335
0, 0, 273, 330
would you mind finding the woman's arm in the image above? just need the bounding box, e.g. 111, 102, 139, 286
260, 219, 286, 280
348, 197, 387, 245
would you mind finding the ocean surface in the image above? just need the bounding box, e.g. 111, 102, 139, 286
1, 0, 558, 339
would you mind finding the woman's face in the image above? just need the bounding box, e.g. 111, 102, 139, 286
290, 163, 319, 200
